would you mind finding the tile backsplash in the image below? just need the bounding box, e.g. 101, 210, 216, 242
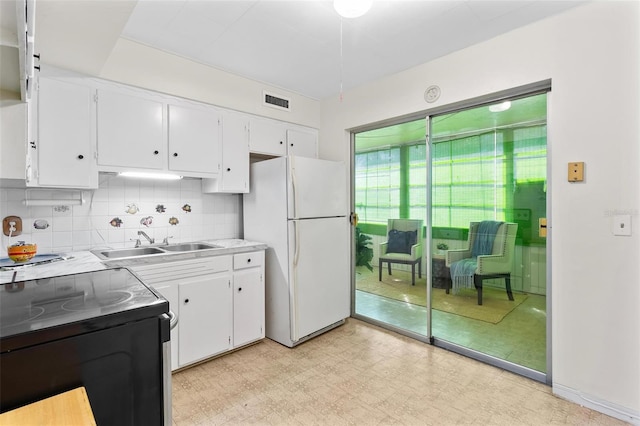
0, 175, 242, 255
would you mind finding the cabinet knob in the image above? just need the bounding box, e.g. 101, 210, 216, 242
184, 298, 189, 304
77, 154, 84, 160
153, 150, 159, 155
238, 287, 242, 292
227, 168, 231, 172
247, 258, 251, 263
279, 141, 283, 145
173, 153, 178, 157
290, 143, 294, 147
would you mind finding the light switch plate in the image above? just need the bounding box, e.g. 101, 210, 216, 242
612, 215, 631, 236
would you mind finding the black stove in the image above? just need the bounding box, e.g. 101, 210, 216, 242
0, 268, 167, 352
0, 268, 170, 425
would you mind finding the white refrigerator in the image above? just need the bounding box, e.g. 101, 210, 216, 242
243, 156, 350, 347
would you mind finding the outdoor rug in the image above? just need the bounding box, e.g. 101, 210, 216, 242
356, 267, 528, 324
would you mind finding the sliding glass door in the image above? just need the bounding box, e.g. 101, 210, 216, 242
353, 120, 430, 337
352, 90, 549, 379
428, 93, 548, 377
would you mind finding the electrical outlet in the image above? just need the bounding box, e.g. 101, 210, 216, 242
2, 216, 23, 237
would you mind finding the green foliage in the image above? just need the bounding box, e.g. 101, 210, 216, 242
355, 227, 374, 272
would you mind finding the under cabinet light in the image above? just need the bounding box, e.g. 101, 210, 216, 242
118, 172, 183, 180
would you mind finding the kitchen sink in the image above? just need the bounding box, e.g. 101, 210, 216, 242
95, 247, 165, 259
159, 243, 221, 252
91, 242, 224, 261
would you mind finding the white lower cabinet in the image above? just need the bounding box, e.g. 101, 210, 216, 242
179, 274, 231, 366
131, 250, 264, 371
233, 251, 265, 347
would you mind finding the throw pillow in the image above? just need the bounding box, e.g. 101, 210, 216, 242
387, 230, 418, 254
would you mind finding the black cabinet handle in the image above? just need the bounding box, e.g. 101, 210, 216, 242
173, 153, 178, 157
153, 150, 159, 155
77, 154, 84, 160
227, 168, 231, 172
247, 258, 252, 263
184, 298, 189, 304
279, 141, 283, 145
238, 287, 242, 292
290, 143, 294, 147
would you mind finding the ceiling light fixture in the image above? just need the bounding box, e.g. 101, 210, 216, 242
489, 101, 512, 113
334, 0, 372, 18
118, 171, 183, 180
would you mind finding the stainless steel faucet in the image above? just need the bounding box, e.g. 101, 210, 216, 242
137, 230, 155, 245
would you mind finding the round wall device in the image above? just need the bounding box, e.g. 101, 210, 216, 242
424, 85, 441, 103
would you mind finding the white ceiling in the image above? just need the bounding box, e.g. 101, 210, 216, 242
2, 1, 584, 100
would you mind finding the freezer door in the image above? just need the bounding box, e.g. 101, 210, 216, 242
287, 156, 347, 219
288, 217, 350, 342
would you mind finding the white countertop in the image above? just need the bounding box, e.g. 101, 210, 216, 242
0, 239, 267, 284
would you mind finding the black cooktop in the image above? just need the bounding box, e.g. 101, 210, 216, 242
0, 268, 168, 352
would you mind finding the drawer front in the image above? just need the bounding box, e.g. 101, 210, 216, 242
132, 255, 231, 285
233, 251, 264, 270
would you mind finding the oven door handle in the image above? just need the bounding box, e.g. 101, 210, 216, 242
167, 310, 178, 330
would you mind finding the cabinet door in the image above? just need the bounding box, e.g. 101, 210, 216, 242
97, 89, 164, 170
153, 283, 180, 371
249, 118, 287, 156
233, 268, 264, 347
221, 112, 249, 192
287, 128, 318, 159
178, 274, 231, 367
35, 77, 97, 188
168, 104, 221, 175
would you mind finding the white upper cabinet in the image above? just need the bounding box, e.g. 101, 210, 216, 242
29, 76, 98, 188
96, 88, 165, 170
23, 67, 319, 188
202, 111, 250, 193
249, 116, 318, 159
249, 117, 287, 156
168, 103, 221, 175
287, 128, 318, 158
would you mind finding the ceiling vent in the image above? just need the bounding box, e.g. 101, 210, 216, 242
263, 91, 291, 112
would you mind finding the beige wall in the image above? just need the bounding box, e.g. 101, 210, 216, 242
99, 38, 321, 130
321, 1, 640, 422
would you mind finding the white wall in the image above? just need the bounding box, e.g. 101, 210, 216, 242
0, 98, 26, 180
321, 2, 639, 423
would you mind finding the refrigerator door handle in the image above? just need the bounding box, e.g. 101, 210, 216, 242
293, 220, 300, 266
291, 220, 300, 341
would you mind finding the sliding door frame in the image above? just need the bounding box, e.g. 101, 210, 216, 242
350, 80, 552, 384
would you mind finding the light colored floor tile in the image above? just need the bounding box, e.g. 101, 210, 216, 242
171, 318, 625, 426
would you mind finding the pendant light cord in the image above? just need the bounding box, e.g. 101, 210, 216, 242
340, 17, 344, 102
